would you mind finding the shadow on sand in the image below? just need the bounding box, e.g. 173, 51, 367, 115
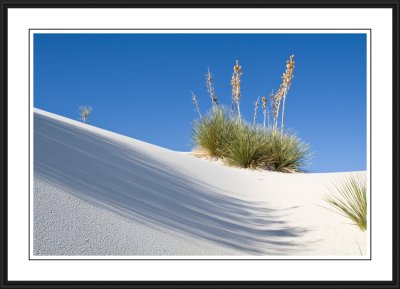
34, 113, 311, 255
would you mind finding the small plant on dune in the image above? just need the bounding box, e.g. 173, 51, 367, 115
79, 105, 92, 124
324, 175, 367, 231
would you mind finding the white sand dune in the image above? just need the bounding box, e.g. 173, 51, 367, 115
33, 108, 367, 257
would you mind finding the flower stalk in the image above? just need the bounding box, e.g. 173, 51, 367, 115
253, 96, 260, 128
191, 91, 202, 119
262, 96, 267, 129
231, 60, 243, 122
280, 54, 295, 132
206, 68, 218, 107
272, 84, 284, 131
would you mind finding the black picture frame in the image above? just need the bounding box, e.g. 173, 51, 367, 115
0, 1, 399, 288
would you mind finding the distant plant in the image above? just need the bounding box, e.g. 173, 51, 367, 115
324, 175, 367, 231
79, 105, 92, 124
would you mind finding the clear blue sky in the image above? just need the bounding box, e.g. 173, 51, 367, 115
33, 33, 367, 173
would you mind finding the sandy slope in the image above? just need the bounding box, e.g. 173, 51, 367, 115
33, 108, 367, 257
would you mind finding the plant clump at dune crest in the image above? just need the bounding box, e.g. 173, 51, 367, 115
191, 57, 311, 173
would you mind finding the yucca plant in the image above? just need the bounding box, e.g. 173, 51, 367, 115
324, 175, 367, 231
191, 58, 310, 173
79, 105, 92, 124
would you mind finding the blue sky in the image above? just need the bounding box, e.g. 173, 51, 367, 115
33, 33, 367, 173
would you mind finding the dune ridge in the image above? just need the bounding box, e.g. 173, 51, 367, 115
33, 108, 366, 257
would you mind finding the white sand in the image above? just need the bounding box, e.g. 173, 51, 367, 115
33, 108, 367, 257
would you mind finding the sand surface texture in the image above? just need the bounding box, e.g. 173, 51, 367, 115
33, 109, 366, 257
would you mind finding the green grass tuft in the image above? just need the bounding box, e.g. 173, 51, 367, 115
193, 108, 311, 172
193, 106, 235, 158
221, 124, 271, 169
324, 175, 367, 231
265, 130, 311, 173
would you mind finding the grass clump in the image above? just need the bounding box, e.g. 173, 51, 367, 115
221, 124, 271, 169
324, 175, 367, 231
265, 130, 310, 173
193, 108, 310, 172
193, 106, 235, 158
